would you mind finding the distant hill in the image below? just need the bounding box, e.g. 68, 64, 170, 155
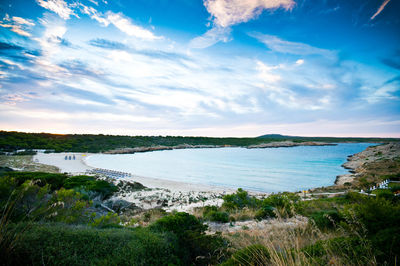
258, 134, 399, 143
258, 134, 293, 139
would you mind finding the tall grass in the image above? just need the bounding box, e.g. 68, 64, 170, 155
224, 214, 378, 266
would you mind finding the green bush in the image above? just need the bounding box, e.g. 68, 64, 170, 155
309, 210, 342, 230
150, 212, 228, 265
222, 244, 270, 265
254, 205, 275, 220
64, 175, 118, 199
11, 223, 180, 266
222, 188, 259, 210
203, 206, 229, 223
3, 172, 67, 190
342, 197, 400, 265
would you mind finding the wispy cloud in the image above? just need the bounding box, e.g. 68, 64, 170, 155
78, 4, 161, 40
0, 14, 35, 37
251, 33, 336, 58
106, 11, 161, 40
89, 38, 128, 50
36, 0, 76, 20
371, 0, 391, 20
189, 26, 231, 49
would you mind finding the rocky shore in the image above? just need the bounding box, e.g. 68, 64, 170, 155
335, 142, 400, 185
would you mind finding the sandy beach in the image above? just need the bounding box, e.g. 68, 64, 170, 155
34, 152, 93, 174
33, 152, 236, 193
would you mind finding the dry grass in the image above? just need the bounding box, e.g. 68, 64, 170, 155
224, 215, 377, 266
228, 208, 258, 221
0, 155, 59, 173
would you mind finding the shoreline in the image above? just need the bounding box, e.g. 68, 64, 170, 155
335, 142, 400, 186
103, 141, 336, 154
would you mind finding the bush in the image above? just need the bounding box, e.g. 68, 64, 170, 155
11, 223, 180, 266
261, 193, 299, 218
222, 188, 259, 210
150, 212, 228, 265
64, 175, 118, 199
203, 206, 229, 223
342, 197, 400, 265
309, 210, 342, 230
222, 244, 270, 265
3, 172, 67, 190
254, 205, 275, 220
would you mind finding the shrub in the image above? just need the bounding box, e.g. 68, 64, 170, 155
254, 205, 275, 220
47, 188, 91, 224
150, 212, 228, 265
64, 175, 118, 199
11, 223, 180, 266
222, 188, 259, 210
222, 244, 270, 265
203, 206, 229, 223
342, 197, 400, 265
309, 210, 342, 230
90, 212, 121, 228
3, 172, 67, 190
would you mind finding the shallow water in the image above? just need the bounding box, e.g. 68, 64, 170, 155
86, 143, 375, 193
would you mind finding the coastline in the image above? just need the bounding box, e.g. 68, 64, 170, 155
335, 142, 400, 186
103, 141, 336, 154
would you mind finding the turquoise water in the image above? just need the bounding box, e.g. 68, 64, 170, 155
86, 143, 375, 193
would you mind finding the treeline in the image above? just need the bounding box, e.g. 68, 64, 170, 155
1, 131, 398, 153
258, 133, 399, 143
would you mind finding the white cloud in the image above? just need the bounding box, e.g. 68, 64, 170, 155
106, 12, 160, 40
189, 26, 231, 49
78, 4, 160, 40
12, 16, 35, 26
295, 59, 304, 65
204, 0, 295, 27
0, 14, 35, 37
36, 0, 75, 20
251, 33, 335, 58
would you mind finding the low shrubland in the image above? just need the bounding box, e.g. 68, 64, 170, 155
1, 168, 400, 265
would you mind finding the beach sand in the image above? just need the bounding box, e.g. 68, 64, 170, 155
34, 153, 93, 174
33, 152, 236, 193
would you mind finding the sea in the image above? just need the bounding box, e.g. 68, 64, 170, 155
85, 143, 375, 193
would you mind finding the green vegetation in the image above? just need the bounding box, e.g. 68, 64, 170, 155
1, 131, 398, 153
11, 224, 180, 265
1, 172, 118, 199
63, 175, 118, 199
258, 133, 399, 143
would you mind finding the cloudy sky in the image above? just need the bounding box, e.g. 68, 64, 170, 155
0, 0, 399, 137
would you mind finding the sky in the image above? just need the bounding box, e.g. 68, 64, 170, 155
0, 0, 399, 137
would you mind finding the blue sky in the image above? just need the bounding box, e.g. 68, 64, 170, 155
0, 0, 399, 137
